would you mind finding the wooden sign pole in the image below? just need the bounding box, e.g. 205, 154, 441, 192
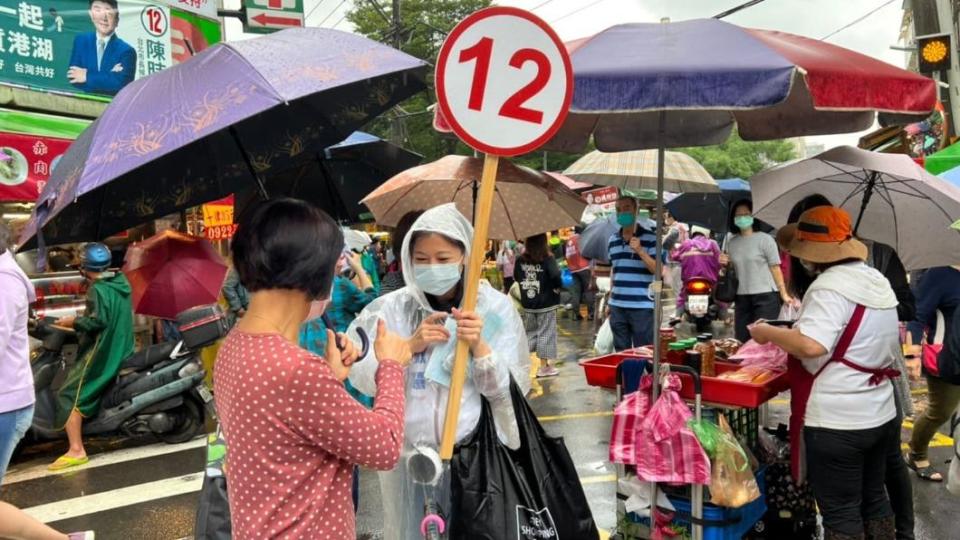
439, 153, 500, 460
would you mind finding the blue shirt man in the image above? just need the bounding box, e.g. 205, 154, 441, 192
608, 196, 659, 350
67, 0, 137, 96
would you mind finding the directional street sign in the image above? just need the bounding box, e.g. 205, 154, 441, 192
243, 0, 304, 34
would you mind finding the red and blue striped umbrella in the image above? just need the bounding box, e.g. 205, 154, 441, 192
436, 18, 936, 152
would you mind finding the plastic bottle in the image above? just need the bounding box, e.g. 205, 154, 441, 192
697, 334, 716, 377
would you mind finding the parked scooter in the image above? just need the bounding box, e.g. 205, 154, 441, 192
25, 305, 228, 447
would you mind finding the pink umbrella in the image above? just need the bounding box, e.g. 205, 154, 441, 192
123, 230, 228, 320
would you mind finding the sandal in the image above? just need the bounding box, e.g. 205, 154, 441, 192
906, 455, 943, 482
48, 455, 89, 471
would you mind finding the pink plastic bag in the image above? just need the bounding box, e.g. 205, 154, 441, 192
635, 374, 711, 484
609, 376, 652, 465
730, 339, 788, 372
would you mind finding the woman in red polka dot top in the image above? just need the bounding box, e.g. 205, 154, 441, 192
213, 198, 412, 539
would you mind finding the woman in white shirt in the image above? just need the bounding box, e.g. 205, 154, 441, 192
750, 206, 900, 540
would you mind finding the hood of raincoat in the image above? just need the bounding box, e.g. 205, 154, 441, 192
95, 271, 133, 297
400, 203, 473, 311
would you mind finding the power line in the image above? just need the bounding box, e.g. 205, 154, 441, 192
331, 12, 349, 29
712, 0, 767, 19
304, 0, 331, 21
530, 0, 558, 11
820, 0, 896, 41
551, 0, 605, 24
318, 0, 349, 27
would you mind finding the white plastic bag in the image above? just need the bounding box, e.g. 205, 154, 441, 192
778, 301, 801, 321
595, 318, 614, 355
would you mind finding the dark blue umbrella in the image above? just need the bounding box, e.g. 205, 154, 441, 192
666, 178, 750, 234
21, 28, 428, 250
578, 215, 618, 263
238, 132, 423, 223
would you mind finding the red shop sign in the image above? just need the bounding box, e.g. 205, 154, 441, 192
0, 132, 73, 202
582, 186, 619, 205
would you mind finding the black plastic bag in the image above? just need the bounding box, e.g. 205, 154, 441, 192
715, 266, 738, 303
450, 380, 599, 540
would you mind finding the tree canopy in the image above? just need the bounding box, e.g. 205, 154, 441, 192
679, 132, 797, 179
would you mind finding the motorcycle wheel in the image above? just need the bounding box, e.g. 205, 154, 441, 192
158, 397, 204, 444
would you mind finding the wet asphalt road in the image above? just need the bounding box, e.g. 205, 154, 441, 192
2, 315, 956, 539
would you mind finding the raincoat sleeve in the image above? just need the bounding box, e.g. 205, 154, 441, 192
74, 287, 107, 335
346, 293, 410, 398
472, 286, 532, 398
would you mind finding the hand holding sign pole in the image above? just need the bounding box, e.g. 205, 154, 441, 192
435, 6, 572, 460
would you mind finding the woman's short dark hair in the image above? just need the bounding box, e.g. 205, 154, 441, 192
728, 199, 759, 234
521, 233, 550, 263
231, 198, 343, 299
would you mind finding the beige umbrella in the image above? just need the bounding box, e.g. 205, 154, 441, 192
563, 149, 718, 193
362, 155, 587, 240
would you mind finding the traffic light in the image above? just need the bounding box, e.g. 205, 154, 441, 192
917, 33, 951, 73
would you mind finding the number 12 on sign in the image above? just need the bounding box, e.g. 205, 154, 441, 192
460, 38, 551, 124
435, 6, 572, 157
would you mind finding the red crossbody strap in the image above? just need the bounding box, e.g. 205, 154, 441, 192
812, 304, 867, 378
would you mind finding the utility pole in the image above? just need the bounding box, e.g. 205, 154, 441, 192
390, 0, 403, 145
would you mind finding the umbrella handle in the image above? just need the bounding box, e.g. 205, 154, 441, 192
322, 313, 370, 360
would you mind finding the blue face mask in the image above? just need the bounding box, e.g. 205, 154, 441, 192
616, 212, 636, 228
414, 263, 462, 296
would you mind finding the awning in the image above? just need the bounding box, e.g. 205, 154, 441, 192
0, 108, 91, 140
924, 140, 960, 175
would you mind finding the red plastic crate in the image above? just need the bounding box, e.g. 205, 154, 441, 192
580, 354, 788, 407
579, 350, 652, 389
675, 362, 789, 408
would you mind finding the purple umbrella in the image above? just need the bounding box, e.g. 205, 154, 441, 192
19, 28, 428, 250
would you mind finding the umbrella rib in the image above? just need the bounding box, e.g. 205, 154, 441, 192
873, 178, 901, 250
376, 181, 430, 222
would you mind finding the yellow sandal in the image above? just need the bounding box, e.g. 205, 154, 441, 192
48, 455, 89, 471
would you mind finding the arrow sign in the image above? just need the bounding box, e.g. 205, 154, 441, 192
244, 7, 305, 33
251, 12, 303, 27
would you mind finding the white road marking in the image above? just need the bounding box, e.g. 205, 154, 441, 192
2, 437, 206, 485
22, 472, 204, 523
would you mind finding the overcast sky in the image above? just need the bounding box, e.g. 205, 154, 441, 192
223, 0, 911, 150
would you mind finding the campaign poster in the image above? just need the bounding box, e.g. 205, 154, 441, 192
0, 1, 221, 98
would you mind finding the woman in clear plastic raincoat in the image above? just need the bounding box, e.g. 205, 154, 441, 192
346, 204, 530, 539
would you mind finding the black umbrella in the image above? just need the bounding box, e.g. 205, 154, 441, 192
237, 132, 422, 223
666, 178, 750, 234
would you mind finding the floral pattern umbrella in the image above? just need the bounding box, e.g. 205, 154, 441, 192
19, 27, 428, 251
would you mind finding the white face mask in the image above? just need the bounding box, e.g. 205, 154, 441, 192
800, 259, 818, 275
413, 262, 462, 296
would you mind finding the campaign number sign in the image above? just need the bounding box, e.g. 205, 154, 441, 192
435, 7, 572, 157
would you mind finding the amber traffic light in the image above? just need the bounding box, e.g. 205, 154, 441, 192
917, 33, 951, 73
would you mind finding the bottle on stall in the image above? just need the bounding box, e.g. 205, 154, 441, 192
667, 342, 686, 365
659, 328, 676, 363
696, 334, 716, 377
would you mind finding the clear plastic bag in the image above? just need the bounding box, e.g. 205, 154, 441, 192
709, 415, 761, 508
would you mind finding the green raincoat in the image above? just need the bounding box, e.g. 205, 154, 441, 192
56, 272, 134, 427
